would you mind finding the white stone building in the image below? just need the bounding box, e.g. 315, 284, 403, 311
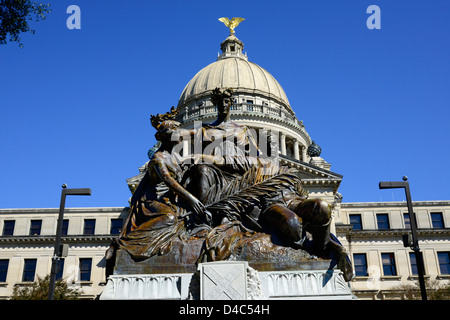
336, 201, 450, 299
1, 28, 448, 300
0, 207, 127, 299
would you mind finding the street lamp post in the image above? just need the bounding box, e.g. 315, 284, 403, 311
379, 177, 427, 300
48, 184, 91, 300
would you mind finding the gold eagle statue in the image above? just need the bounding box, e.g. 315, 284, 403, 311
218, 17, 245, 36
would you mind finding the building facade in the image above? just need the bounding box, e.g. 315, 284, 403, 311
336, 201, 450, 299
0, 207, 128, 299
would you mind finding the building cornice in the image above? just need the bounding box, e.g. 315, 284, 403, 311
0, 235, 116, 244
341, 201, 450, 208
0, 207, 126, 215
335, 224, 450, 239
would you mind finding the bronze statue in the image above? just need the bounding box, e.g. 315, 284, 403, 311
106, 88, 353, 282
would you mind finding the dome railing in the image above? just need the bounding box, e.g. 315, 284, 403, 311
182, 103, 303, 128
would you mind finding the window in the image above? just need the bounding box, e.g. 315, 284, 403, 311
409, 252, 418, 275
2, 220, 15, 236
56, 259, 64, 281
110, 219, 123, 235
437, 252, 450, 275
404, 213, 411, 229
79, 258, 92, 281
431, 212, 444, 229
381, 253, 397, 276
22, 259, 37, 282
353, 254, 368, 276
377, 214, 390, 230
61, 219, 69, 236
29, 220, 42, 236
83, 219, 96, 235
0, 260, 9, 282
349, 214, 362, 230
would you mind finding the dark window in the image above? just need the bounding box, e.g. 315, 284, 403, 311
56, 259, 64, 281
404, 213, 411, 229
2, 220, 15, 236
79, 258, 92, 281
110, 219, 123, 235
437, 252, 450, 275
61, 219, 69, 236
353, 254, 368, 276
83, 219, 96, 235
349, 214, 362, 230
381, 253, 397, 276
0, 260, 9, 282
409, 252, 418, 275
29, 220, 42, 236
22, 259, 37, 282
377, 214, 390, 230
431, 212, 444, 229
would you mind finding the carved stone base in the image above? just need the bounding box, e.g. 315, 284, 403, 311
100, 261, 354, 300
258, 269, 353, 299
99, 273, 193, 300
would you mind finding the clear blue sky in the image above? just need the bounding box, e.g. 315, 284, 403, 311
1, 0, 449, 208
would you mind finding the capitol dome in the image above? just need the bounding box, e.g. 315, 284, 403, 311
177, 38, 291, 113
176, 33, 313, 164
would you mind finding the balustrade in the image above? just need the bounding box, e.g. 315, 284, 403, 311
183, 103, 300, 128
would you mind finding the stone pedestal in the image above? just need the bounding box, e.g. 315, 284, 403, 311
258, 269, 352, 299
199, 261, 249, 300
99, 273, 193, 300
100, 249, 354, 300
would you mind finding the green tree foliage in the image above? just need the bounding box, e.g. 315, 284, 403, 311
10, 275, 82, 300
0, 0, 51, 47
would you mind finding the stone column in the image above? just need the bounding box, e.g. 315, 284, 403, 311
280, 133, 286, 156
301, 146, 307, 162
294, 140, 300, 161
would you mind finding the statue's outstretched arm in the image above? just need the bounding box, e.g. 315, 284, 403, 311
152, 153, 205, 216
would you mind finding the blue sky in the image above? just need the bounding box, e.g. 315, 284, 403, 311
1, 0, 449, 208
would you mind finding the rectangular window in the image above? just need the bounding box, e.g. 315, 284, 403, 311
437, 252, 450, 275
22, 259, 37, 282
409, 252, 418, 275
29, 220, 42, 236
349, 214, 362, 230
79, 258, 92, 281
353, 253, 368, 276
377, 214, 390, 230
61, 219, 69, 236
110, 219, 123, 235
431, 212, 444, 229
56, 259, 65, 281
83, 219, 96, 235
2, 220, 15, 236
0, 260, 9, 282
381, 253, 397, 276
403, 213, 411, 229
